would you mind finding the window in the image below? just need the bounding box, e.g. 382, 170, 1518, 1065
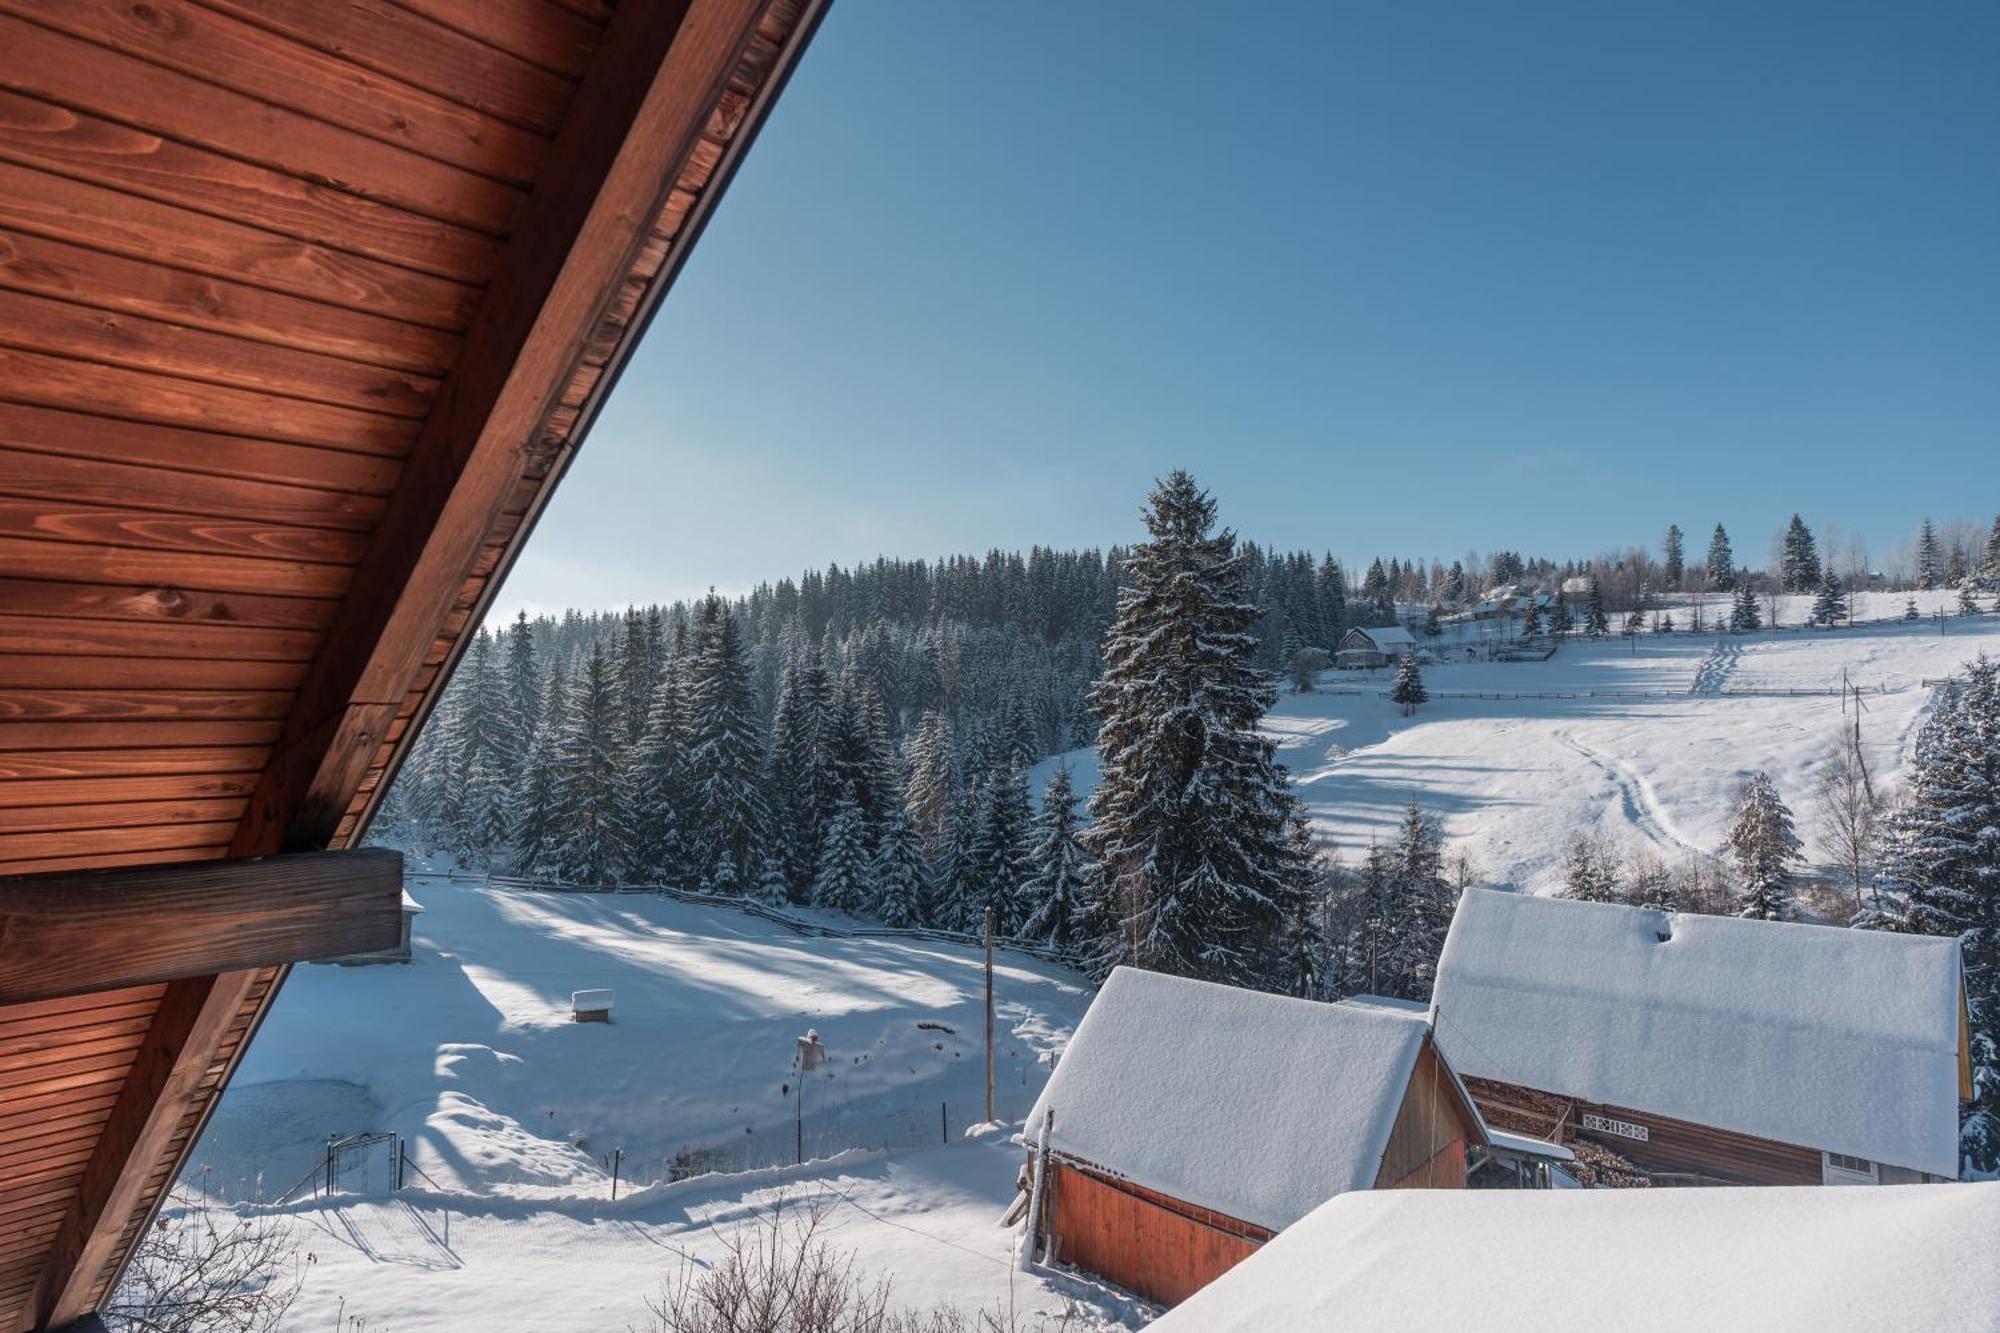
1823, 1152, 1879, 1185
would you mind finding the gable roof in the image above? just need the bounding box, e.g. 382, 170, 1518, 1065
1027, 967, 1444, 1232
1429, 889, 1965, 1176
1340, 625, 1416, 650
0, 3, 826, 1324
1151, 1182, 2000, 1333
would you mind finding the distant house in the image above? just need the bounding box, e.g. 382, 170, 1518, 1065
1334, 624, 1417, 669
1021, 967, 1486, 1307
1429, 890, 1971, 1185
1148, 1180, 2000, 1333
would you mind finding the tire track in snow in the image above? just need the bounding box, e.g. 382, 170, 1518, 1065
1688, 639, 1742, 695
1556, 731, 1704, 858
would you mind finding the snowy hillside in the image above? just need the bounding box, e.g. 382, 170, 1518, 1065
1039, 605, 2000, 893
185, 877, 1105, 1329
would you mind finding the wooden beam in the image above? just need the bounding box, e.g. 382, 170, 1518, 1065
0, 850, 402, 1006
229, 0, 769, 859
27, 970, 259, 1329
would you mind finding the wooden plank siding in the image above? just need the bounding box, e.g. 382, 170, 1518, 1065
1373, 1039, 1482, 1189
1464, 1075, 1825, 1186
0, 0, 828, 1325
1044, 1161, 1273, 1310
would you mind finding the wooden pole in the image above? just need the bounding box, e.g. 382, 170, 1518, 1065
984, 906, 996, 1125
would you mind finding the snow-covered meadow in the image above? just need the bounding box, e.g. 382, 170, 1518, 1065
1037, 596, 2000, 893
186, 878, 1108, 1330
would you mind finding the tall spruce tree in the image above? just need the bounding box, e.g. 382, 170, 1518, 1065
1867, 656, 1998, 1171
869, 809, 930, 927
1020, 764, 1093, 950
1781, 515, 1822, 593
1081, 471, 1312, 989
1730, 581, 1762, 632
684, 594, 769, 889
1918, 518, 1942, 591
1705, 524, 1735, 590
1728, 770, 1801, 920
1390, 655, 1427, 715
969, 764, 1035, 933
811, 796, 870, 913
1585, 577, 1609, 638
1663, 524, 1685, 590
511, 662, 568, 875
554, 642, 631, 884
1810, 568, 1848, 627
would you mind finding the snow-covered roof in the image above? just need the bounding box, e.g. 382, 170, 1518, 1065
1340, 625, 1415, 650
1336, 993, 1429, 1019
1025, 968, 1431, 1232
1151, 1183, 2000, 1333
1429, 889, 1965, 1176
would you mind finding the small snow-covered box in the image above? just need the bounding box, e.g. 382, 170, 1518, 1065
571, 989, 614, 1023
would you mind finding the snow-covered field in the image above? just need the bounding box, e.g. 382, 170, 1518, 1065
187, 878, 1107, 1330
1040, 596, 2000, 892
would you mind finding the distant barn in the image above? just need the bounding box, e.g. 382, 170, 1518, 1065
1022, 968, 1485, 1307
1430, 890, 1970, 1185
1334, 624, 1417, 669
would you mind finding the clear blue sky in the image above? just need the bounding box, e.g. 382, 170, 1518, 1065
496, 0, 1999, 616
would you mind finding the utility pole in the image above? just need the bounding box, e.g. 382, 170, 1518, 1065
984, 905, 996, 1125
610, 1147, 622, 1201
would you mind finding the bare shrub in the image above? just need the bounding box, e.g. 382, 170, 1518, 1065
1812, 729, 1881, 910
641, 1193, 1075, 1333
105, 1191, 305, 1333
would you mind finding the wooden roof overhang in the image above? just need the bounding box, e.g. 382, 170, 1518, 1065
0, 1, 827, 1326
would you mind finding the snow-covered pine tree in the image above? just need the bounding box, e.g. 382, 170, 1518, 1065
1019, 763, 1092, 950
510, 662, 567, 875
1905, 595, 1922, 621
969, 764, 1034, 933
765, 657, 826, 897
684, 594, 769, 889
1390, 654, 1427, 715
903, 710, 957, 861
1663, 524, 1685, 590
1624, 609, 1645, 636
1918, 518, 1942, 591
1959, 583, 1983, 616
554, 642, 630, 885
868, 809, 929, 927
1318, 555, 1348, 640
1810, 568, 1848, 627
1586, 577, 1609, 638
504, 611, 540, 751
1727, 770, 1801, 920
1560, 830, 1619, 902
1081, 471, 1311, 989
1730, 581, 1762, 632
1705, 524, 1735, 590
1376, 799, 1454, 1001
1781, 515, 1822, 593
1520, 601, 1543, 638
1866, 655, 1998, 1171
623, 662, 689, 885
811, 796, 870, 914
1550, 586, 1570, 640
615, 607, 654, 749
1981, 515, 2000, 589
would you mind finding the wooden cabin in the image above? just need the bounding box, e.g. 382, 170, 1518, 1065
1333, 624, 1418, 669
1148, 1179, 2000, 1333
1021, 968, 1486, 1308
0, 4, 824, 1328
1429, 890, 1972, 1187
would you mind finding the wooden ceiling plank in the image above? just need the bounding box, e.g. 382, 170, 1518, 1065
0, 989, 166, 1028
0, 797, 251, 836
0, 290, 437, 418
0, 0, 550, 187
197, 0, 579, 134
0, 658, 300, 693
0, 499, 368, 566
0, 536, 352, 599
29, 970, 258, 1328
0, 847, 225, 877
0, 822, 241, 865
0, 748, 268, 783
0, 615, 319, 663
0, 775, 259, 810
0, 406, 402, 505
0, 21, 522, 237
0, 163, 479, 330
0, 228, 459, 377
0, 849, 402, 1006
0, 577, 336, 633
233, 0, 767, 856
0, 1001, 162, 1041
392, 0, 603, 79
0, 690, 291, 723
0, 348, 420, 456
0, 721, 282, 751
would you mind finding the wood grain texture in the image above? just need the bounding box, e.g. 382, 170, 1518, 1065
0, 498, 368, 566
0, 0, 551, 185
0, 849, 401, 1004
0, 162, 481, 329
0, 536, 352, 599
1046, 1161, 1269, 1309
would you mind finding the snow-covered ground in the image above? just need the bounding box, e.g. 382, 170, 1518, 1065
187, 877, 1107, 1329
1039, 600, 2000, 892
